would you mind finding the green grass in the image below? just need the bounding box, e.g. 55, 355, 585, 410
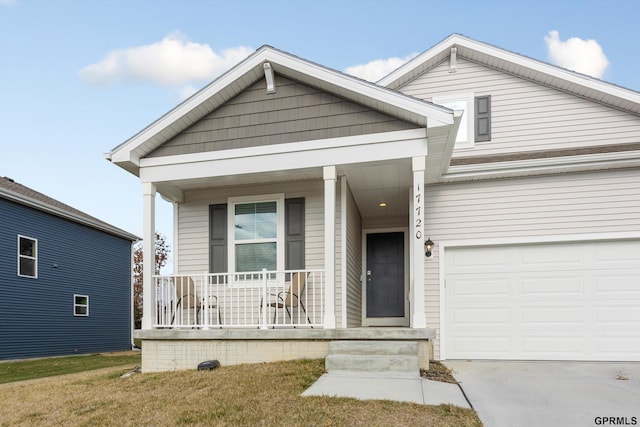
0, 352, 141, 384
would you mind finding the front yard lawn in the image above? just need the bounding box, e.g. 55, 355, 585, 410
0, 358, 482, 426
0, 352, 141, 384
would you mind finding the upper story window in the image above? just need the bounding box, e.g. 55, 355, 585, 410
18, 235, 37, 278
434, 93, 474, 150
228, 195, 285, 273
433, 93, 492, 149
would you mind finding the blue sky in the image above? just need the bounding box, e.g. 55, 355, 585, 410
1, 0, 639, 268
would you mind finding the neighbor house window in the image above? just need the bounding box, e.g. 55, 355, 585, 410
228, 195, 284, 273
74, 294, 89, 316
18, 235, 37, 278
433, 93, 475, 149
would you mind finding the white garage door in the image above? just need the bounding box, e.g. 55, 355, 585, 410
444, 240, 640, 361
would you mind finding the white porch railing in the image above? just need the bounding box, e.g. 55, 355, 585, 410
154, 269, 324, 329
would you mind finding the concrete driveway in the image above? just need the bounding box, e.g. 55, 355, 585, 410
445, 360, 640, 427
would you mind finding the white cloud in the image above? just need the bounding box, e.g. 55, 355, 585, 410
0, 0, 17, 5
79, 32, 253, 87
544, 30, 609, 79
344, 53, 418, 82
179, 85, 199, 101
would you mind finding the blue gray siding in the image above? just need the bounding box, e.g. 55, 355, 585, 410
0, 198, 132, 360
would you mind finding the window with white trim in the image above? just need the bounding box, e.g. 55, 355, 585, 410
74, 294, 89, 316
433, 93, 475, 150
228, 195, 285, 273
18, 235, 37, 278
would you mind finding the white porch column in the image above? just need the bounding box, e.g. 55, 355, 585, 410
323, 166, 336, 329
411, 156, 427, 328
141, 182, 157, 330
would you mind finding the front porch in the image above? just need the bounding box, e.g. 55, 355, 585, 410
108, 47, 461, 372
134, 327, 435, 372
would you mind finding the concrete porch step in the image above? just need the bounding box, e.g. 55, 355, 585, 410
329, 340, 418, 356
325, 340, 420, 377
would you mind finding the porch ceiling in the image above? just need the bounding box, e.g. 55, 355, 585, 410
155, 159, 415, 217
341, 159, 412, 218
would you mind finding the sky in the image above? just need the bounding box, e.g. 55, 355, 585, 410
1, 0, 639, 271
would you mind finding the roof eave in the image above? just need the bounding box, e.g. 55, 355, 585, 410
378, 34, 640, 114
108, 45, 454, 170
0, 187, 139, 241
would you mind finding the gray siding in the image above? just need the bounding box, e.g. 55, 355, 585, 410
345, 182, 362, 327
400, 57, 640, 159
0, 199, 132, 360
149, 75, 419, 158
423, 168, 640, 359
335, 181, 343, 328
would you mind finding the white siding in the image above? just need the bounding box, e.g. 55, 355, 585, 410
401, 58, 640, 158
424, 168, 640, 359
177, 180, 324, 274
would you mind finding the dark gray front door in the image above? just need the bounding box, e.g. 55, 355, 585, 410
366, 232, 405, 318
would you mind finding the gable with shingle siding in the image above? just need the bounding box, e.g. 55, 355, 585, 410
147, 74, 420, 158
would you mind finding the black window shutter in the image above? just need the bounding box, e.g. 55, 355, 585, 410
285, 198, 305, 270
209, 204, 227, 273
475, 95, 491, 142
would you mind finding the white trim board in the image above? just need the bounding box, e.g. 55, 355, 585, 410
140, 132, 429, 184
443, 151, 640, 182
140, 128, 427, 168
109, 45, 453, 168
378, 34, 640, 114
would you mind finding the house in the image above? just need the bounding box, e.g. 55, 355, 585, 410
107, 34, 640, 372
0, 177, 138, 360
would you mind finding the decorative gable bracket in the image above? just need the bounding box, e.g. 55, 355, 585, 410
263, 62, 276, 94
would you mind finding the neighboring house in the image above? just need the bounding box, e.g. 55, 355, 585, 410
0, 177, 138, 360
107, 34, 640, 372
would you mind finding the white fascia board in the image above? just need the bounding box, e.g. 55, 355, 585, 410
141, 128, 426, 167
379, 34, 640, 107
456, 37, 640, 104
439, 110, 463, 176
109, 46, 271, 163
378, 34, 457, 88
255, 49, 453, 127
442, 150, 640, 181
111, 47, 453, 165
140, 129, 428, 183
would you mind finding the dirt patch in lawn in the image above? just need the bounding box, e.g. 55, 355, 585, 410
421, 360, 459, 384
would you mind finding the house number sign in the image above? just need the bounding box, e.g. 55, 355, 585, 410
415, 183, 423, 240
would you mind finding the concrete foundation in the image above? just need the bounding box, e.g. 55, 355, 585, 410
134, 328, 435, 372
